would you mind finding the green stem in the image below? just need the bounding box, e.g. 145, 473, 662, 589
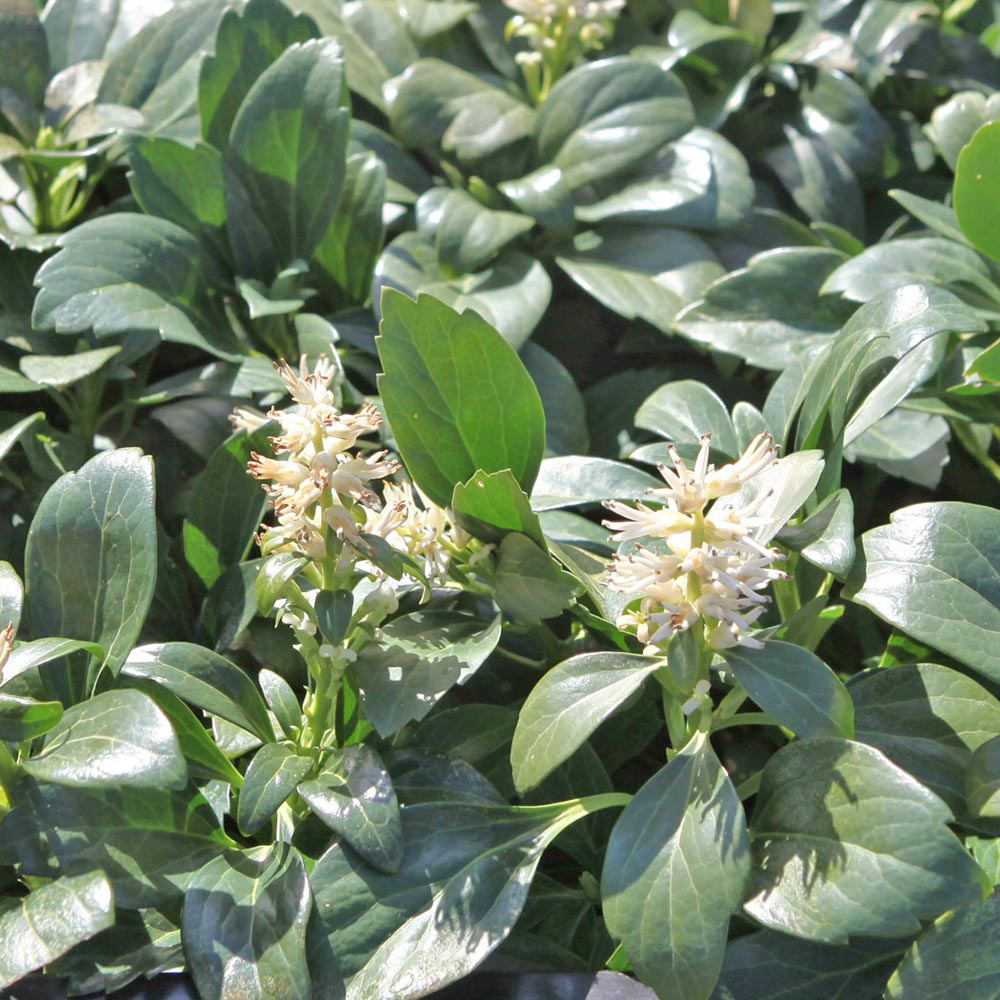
736, 770, 763, 800
0, 741, 17, 812
712, 711, 779, 732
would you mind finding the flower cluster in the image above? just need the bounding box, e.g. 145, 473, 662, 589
504, 0, 624, 96
244, 357, 398, 566
605, 433, 785, 653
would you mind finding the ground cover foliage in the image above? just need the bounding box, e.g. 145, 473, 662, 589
1, 0, 1000, 997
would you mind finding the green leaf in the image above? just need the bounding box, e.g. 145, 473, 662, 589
119, 674, 243, 787
968, 736, 1000, 818
635, 379, 740, 459
927, 91, 1000, 171
745, 738, 985, 943
493, 533, 579, 624
723, 641, 854, 739
183, 426, 270, 590
41, 0, 166, 72
236, 743, 312, 835
511, 652, 660, 794
602, 732, 750, 1000
850, 663, 1000, 816
298, 745, 403, 872
530, 456, 659, 511
954, 121, 1000, 265
255, 552, 308, 614
311, 152, 386, 308
520, 343, 589, 457
673, 247, 851, 371
376, 289, 546, 507
556, 224, 722, 333
0, 561, 23, 633
354, 611, 501, 737
0, 871, 114, 991
183, 844, 312, 1000
576, 127, 753, 231
309, 799, 591, 998
225, 38, 350, 276
97, 1, 227, 135
25, 449, 156, 674
32, 214, 239, 359
417, 188, 532, 274
844, 502, 1000, 685
534, 57, 693, 189
715, 930, 905, 1000
0, 693, 62, 741
376, 233, 551, 348
23, 689, 187, 790
198, 0, 318, 152
127, 138, 227, 253
19, 346, 122, 389
886, 890, 1000, 1000
3, 779, 234, 907
1, 637, 105, 687
259, 668, 301, 740
451, 469, 543, 545
777, 488, 856, 577
122, 642, 275, 743
0, 0, 49, 141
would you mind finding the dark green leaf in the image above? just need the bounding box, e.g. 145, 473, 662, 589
183, 426, 270, 590
309, 799, 591, 997
33, 214, 239, 358
314, 590, 353, 647
635, 379, 740, 459
556, 225, 722, 333
25, 449, 156, 674
0, 561, 23, 633
777, 488, 856, 577
746, 738, 985, 942
530, 456, 660, 511
122, 642, 275, 743
0, 0, 49, 140
0, 693, 62, 741
377, 290, 546, 507
968, 737, 1000, 819
715, 930, 905, 1000
845, 502, 1000, 685
2, 779, 233, 907
23, 689, 186, 790
534, 57, 693, 189
602, 732, 749, 1000
236, 743, 312, 835
19, 346, 122, 389
183, 844, 312, 1000
298, 745, 402, 872
493, 533, 579, 624
354, 611, 501, 737
886, 891, 1000, 1000
225, 38, 349, 275
723, 641, 854, 739
258, 668, 301, 740
0, 871, 114, 991
511, 652, 659, 794
1, 637, 105, 687
520, 343, 589, 457
850, 663, 1000, 816
198, 0, 318, 152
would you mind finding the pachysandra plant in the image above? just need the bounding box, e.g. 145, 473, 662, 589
3, 0, 1000, 999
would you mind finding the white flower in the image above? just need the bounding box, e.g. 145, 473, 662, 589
605, 433, 784, 653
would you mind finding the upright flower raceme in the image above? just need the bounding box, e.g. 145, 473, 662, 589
605, 433, 785, 654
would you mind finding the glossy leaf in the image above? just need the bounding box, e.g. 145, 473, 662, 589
492, 533, 579, 624
451, 469, 543, 546
298, 745, 402, 872
954, 121, 1000, 265
122, 643, 275, 743
530, 456, 659, 511
23, 689, 187, 790
777, 488, 856, 577
0, 693, 62, 741
309, 799, 592, 999
183, 844, 312, 1000
635, 379, 740, 459
723, 641, 854, 739
886, 891, 1000, 1000
845, 502, 1000, 684
376, 290, 546, 507
25, 449, 156, 674
354, 611, 501, 737
258, 668, 301, 740
511, 652, 660, 794
602, 732, 749, 1000
1, 637, 105, 688
967, 737, 1000, 818
745, 738, 985, 942
0, 561, 23, 633
236, 743, 312, 835
0, 871, 114, 991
